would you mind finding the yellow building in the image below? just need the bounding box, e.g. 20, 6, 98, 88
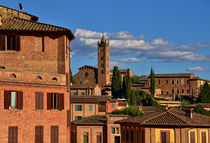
118, 108, 210, 143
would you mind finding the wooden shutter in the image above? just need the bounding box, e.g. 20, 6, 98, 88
0, 35, 5, 51
47, 93, 52, 110
190, 132, 195, 143
17, 91, 23, 109
16, 36, 20, 51
201, 132, 206, 143
35, 126, 43, 143
166, 132, 170, 143
51, 126, 59, 143
9, 127, 18, 143
161, 132, 166, 143
59, 93, 64, 110
36, 92, 44, 110
4, 91, 10, 109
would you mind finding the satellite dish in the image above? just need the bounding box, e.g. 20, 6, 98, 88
19, 3, 23, 10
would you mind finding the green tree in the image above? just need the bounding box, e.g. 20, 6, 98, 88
70, 69, 75, 84
111, 66, 122, 98
131, 75, 141, 84
129, 90, 136, 106
198, 82, 210, 103
194, 105, 210, 116
122, 69, 132, 100
150, 68, 155, 96
112, 106, 144, 116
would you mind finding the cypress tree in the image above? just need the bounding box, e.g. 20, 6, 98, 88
122, 69, 132, 100
111, 66, 122, 98
150, 68, 155, 96
70, 69, 75, 84
198, 82, 210, 103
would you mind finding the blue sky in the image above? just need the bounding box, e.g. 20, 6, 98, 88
1, 0, 210, 79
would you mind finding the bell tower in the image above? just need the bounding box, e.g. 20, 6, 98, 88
97, 35, 110, 87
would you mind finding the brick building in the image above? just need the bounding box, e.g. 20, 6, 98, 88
0, 5, 74, 143
139, 73, 208, 99
70, 84, 101, 96
118, 108, 210, 143
70, 96, 111, 121
71, 115, 128, 143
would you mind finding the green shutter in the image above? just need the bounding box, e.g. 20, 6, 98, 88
89, 105, 93, 111
81, 105, 83, 111
75, 116, 78, 120
75, 105, 77, 111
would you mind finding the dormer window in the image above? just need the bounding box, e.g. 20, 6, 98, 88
0, 35, 20, 51
52, 77, 58, 81
35, 76, 42, 81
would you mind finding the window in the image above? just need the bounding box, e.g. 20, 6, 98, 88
35, 92, 44, 110
182, 90, 184, 94
126, 130, 129, 142
172, 80, 174, 84
52, 77, 57, 81
89, 105, 93, 111
190, 131, 195, 143
84, 72, 89, 77
8, 126, 18, 143
42, 37, 45, 52
201, 131, 207, 143
112, 104, 115, 108
111, 128, 115, 134
130, 130, 134, 142
75, 116, 83, 120
75, 105, 83, 111
81, 92, 85, 96
51, 126, 58, 143
97, 132, 102, 143
0, 35, 20, 51
35, 76, 42, 81
73, 92, 77, 96
101, 56, 104, 60
172, 89, 174, 94
187, 90, 190, 94
166, 80, 168, 84
35, 126, 43, 143
4, 91, 23, 110
101, 64, 104, 68
158, 80, 160, 84
101, 70, 104, 74
116, 128, 120, 134
177, 89, 179, 94
47, 93, 64, 110
166, 91, 169, 94
83, 132, 88, 143
161, 131, 170, 143
9, 74, 16, 79
177, 80, 179, 84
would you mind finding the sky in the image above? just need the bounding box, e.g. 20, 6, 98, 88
1, 0, 210, 79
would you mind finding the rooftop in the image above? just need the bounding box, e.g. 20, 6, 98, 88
71, 96, 111, 103
0, 16, 75, 41
118, 108, 210, 127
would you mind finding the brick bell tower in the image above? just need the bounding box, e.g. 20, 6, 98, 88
97, 35, 110, 87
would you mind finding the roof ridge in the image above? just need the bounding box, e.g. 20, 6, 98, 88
167, 110, 189, 125
141, 110, 166, 124
4, 17, 70, 31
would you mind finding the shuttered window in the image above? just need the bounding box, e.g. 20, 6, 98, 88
51, 126, 59, 143
35, 92, 44, 110
4, 91, 23, 110
47, 93, 64, 110
190, 131, 195, 143
161, 131, 170, 143
0, 35, 6, 51
201, 132, 207, 143
8, 126, 18, 143
35, 126, 43, 143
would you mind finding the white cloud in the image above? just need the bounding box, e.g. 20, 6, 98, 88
187, 66, 209, 72
110, 61, 125, 69
71, 28, 210, 63
119, 58, 140, 63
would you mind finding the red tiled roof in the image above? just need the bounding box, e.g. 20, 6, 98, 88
0, 17, 75, 41
71, 84, 98, 89
118, 108, 210, 127
71, 115, 107, 126
71, 96, 111, 103
118, 102, 128, 106
148, 73, 194, 78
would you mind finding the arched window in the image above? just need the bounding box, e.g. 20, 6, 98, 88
35, 76, 42, 81
52, 77, 58, 81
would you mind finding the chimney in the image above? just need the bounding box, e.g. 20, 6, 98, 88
185, 108, 193, 118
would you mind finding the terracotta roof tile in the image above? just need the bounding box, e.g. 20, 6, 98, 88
0, 17, 75, 40
118, 108, 210, 127
71, 115, 107, 125
71, 96, 111, 103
